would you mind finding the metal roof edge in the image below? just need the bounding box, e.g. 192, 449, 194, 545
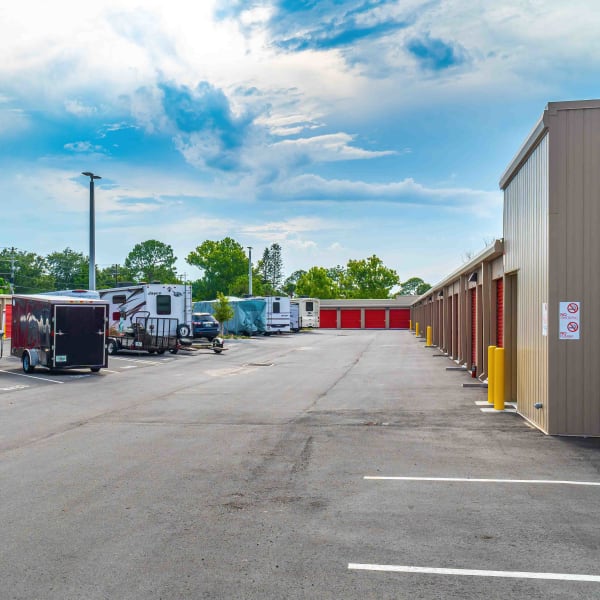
411, 239, 504, 306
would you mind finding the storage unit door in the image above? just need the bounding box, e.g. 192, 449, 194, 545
470, 288, 477, 364
3, 303, 12, 338
389, 308, 410, 329
496, 279, 504, 348
319, 309, 338, 329
341, 309, 361, 329
365, 309, 385, 329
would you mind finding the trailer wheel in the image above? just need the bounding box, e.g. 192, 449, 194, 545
177, 324, 191, 338
22, 353, 35, 374
90, 367, 101, 373
107, 340, 119, 355
157, 349, 166, 355
213, 348, 223, 354
169, 348, 179, 354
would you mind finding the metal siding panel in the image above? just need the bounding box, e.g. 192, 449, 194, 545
503, 134, 549, 431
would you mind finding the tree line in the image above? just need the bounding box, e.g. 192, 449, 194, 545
0, 239, 431, 300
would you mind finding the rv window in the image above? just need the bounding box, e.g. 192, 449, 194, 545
113, 295, 127, 304
156, 294, 171, 315
273, 301, 280, 313
305, 301, 314, 311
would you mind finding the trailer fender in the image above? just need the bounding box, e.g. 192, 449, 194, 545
22, 349, 41, 373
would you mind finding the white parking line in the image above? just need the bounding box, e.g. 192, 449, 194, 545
348, 563, 600, 582
0, 369, 64, 384
109, 356, 160, 365
364, 476, 600, 486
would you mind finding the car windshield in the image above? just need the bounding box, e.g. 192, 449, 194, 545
193, 314, 217, 323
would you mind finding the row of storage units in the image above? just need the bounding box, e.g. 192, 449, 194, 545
411, 240, 505, 386
412, 99, 600, 437
319, 299, 412, 329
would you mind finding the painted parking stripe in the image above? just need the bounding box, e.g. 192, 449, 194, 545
364, 476, 600, 486
348, 563, 600, 582
0, 369, 64, 384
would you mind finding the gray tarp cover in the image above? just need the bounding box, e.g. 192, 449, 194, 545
193, 297, 266, 335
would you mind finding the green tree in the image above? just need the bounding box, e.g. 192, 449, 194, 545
212, 292, 234, 335
398, 277, 431, 296
0, 276, 10, 294
230, 269, 265, 297
187, 237, 248, 300
283, 269, 306, 296
0, 248, 50, 293
341, 255, 399, 299
45, 248, 89, 290
124, 240, 178, 283
258, 243, 284, 294
296, 267, 339, 299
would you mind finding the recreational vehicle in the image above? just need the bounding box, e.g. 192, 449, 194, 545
11, 294, 109, 373
98, 283, 192, 337
264, 296, 291, 334
290, 298, 320, 331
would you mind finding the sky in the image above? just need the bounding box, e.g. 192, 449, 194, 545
2, 0, 599, 288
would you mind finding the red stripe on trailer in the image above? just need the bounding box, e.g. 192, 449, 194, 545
389, 309, 410, 329
365, 309, 385, 329
319, 309, 337, 328
341, 309, 361, 329
496, 278, 504, 348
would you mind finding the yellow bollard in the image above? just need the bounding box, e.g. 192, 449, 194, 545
409, 319, 412, 331
415, 322, 420, 337
494, 347, 505, 411
487, 346, 496, 404
426, 326, 432, 347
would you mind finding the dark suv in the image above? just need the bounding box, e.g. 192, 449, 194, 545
192, 312, 220, 340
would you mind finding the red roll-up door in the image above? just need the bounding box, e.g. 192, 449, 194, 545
496, 279, 504, 348
341, 309, 361, 329
319, 309, 337, 328
389, 308, 410, 329
365, 309, 385, 328
470, 288, 477, 364
3, 303, 12, 338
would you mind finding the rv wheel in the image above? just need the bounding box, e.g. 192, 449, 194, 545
22, 353, 35, 374
107, 340, 119, 355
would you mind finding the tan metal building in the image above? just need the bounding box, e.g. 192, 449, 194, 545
320, 298, 412, 329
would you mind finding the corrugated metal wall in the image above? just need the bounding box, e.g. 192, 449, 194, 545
503, 133, 549, 431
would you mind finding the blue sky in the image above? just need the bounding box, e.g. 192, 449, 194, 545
2, 0, 599, 287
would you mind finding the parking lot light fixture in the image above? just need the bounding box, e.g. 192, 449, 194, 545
81, 172, 101, 290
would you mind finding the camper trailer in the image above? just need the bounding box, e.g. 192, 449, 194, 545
290, 298, 320, 331
98, 283, 192, 337
264, 296, 291, 334
11, 294, 109, 373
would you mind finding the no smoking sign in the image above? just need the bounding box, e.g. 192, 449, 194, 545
559, 301, 581, 340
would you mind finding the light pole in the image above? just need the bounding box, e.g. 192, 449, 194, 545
81, 172, 101, 290
247, 246, 253, 296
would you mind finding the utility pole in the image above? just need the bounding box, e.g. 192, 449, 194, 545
10, 247, 15, 294
247, 247, 253, 296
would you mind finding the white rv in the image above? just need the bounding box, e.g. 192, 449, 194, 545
98, 283, 192, 336
290, 297, 320, 331
264, 296, 291, 334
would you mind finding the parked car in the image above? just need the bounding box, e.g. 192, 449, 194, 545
192, 312, 220, 340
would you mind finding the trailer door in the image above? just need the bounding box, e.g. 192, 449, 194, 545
54, 305, 106, 367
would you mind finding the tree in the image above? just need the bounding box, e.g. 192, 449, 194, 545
341, 255, 399, 299
124, 240, 178, 283
258, 243, 284, 294
212, 292, 234, 335
0, 248, 50, 293
45, 248, 88, 290
229, 269, 265, 297
398, 277, 432, 296
282, 269, 306, 297
295, 267, 339, 299
0, 277, 10, 294
187, 237, 248, 300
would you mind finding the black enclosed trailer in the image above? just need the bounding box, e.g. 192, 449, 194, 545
11, 294, 109, 373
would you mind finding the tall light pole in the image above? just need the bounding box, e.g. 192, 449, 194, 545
82, 172, 101, 290
247, 246, 253, 296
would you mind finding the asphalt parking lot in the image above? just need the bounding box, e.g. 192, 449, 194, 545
0, 330, 599, 599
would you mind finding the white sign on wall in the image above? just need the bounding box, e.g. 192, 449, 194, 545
559, 301, 580, 340
542, 302, 548, 337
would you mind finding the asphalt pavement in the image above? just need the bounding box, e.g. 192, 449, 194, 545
0, 330, 599, 599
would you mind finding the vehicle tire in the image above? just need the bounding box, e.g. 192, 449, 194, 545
213, 348, 223, 354
148, 349, 156, 354
177, 324, 191, 338
157, 349, 166, 355
169, 348, 179, 354
22, 353, 35, 374
107, 340, 119, 355
90, 367, 101, 373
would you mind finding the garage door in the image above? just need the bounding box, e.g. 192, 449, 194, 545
341, 309, 361, 328
389, 308, 410, 329
319, 309, 337, 328
3, 303, 12, 338
471, 288, 477, 364
496, 278, 504, 348
365, 309, 385, 328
